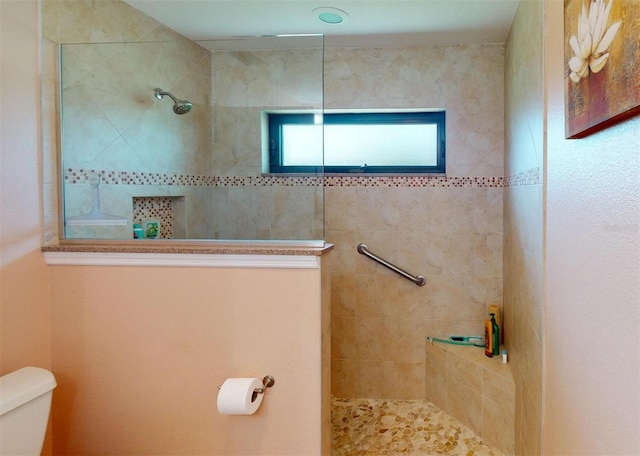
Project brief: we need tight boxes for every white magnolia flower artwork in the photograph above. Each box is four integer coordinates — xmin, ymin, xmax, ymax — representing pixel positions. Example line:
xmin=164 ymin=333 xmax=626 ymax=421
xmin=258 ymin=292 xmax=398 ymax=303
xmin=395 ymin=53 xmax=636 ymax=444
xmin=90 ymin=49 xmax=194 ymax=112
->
xmin=568 ymin=0 xmax=622 ymax=83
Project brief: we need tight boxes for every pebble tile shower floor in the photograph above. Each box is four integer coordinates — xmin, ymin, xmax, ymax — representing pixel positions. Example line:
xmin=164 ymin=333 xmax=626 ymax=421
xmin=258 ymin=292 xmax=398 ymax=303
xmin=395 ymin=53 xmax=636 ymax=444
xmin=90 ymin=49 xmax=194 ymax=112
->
xmin=332 ymin=398 xmax=504 ymax=456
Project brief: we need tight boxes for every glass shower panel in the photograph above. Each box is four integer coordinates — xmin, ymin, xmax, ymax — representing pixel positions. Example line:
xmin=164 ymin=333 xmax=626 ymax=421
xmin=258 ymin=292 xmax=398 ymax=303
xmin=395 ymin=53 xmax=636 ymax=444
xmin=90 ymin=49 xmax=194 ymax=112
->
xmin=59 ymin=35 xmax=324 ymax=242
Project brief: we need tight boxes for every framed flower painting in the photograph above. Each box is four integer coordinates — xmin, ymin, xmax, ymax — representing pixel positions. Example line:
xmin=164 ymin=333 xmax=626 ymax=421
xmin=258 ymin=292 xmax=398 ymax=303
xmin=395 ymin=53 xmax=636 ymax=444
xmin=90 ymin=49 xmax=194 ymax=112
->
xmin=565 ymin=0 xmax=640 ymax=138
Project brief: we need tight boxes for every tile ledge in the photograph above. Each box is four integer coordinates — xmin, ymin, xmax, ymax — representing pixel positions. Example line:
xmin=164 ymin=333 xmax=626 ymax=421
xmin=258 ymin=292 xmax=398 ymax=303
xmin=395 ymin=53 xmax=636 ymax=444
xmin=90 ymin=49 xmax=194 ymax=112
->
xmin=427 ymin=340 xmax=513 ymax=381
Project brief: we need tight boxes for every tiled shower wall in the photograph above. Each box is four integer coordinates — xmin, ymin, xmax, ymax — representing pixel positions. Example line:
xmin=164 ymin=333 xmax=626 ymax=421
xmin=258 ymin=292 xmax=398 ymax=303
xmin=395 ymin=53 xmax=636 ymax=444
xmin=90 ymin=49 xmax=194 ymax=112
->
xmin=209 ymin=46 xmax=325 ymax=240
xmin=325 ymin=44 xmax=505 ymax=399
xmin=42 ymin=0 xmax=213 ymax=241
xmin=504 ymin=1 xmax=544 ymax=454
xmin=41 ymin=0 xmax=325 ymax=242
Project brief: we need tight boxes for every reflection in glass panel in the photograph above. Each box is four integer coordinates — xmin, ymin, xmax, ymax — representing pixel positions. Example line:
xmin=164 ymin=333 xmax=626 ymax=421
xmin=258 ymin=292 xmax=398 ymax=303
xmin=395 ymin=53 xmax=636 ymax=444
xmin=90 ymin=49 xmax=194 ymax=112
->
xmin=60 ymin=35 xmax=324 ymax=242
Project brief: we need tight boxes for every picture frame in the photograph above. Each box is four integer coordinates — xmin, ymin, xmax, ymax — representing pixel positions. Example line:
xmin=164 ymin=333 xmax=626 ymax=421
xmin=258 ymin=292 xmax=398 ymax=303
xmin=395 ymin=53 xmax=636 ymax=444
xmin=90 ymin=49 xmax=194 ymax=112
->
xmin=141 ymin=219 xmax=161 ymax=239
xmin=564 ymin=0 xmax=640 ymax=138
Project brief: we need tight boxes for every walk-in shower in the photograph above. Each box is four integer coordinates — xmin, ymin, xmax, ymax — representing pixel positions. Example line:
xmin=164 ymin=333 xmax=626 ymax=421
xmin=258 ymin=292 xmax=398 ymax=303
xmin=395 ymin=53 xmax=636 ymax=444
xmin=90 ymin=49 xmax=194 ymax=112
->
xmin=153 ymin=88 xmax=193 ymax=115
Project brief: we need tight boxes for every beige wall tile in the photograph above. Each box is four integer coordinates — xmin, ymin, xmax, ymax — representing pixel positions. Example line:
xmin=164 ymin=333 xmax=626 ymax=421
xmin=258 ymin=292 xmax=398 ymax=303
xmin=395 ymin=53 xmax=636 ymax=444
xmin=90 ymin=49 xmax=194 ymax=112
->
xmin=483 ymin=396 xmax=515 ymax=455
xmin=356 ymin=317 xmax=399 ymax=362
xmin=447 ymin=377 xmax=483 ymax=434
xmin=396 ymin=279 xmax=440 ymax=322
xmin=326 ymin=230 xmax=358 ymax=273
xmin=355 ymin=273 xmax=400 ymax=317
xmin=446 ymin=352 xmax=483 ymax=393
xmin=332 ymin=316 xmax=356 ymax=360
xmin=356 ymin=360 xmax=398 ymax=399
xmin=504 ymin=0 xmax=544 ymax=453
xmin=397 ymin=319 xmax=439 ymax=364
xmin=397 ymin=362 xmax=425 ymax=400
xmin=425 ymin=343 xmax=447 ymax=409
xmin=483 ymin=369 xmax=516 ymax=406
xmin=331 ymin=273 xmax=356 ymax=317
xmin=55 ymin=0 xmax=159 ymax=43
xmin=332 ymin=359 xmax=357 ymax=398
xmin=520 ymin=383 xmax=542 ymax=456
xmin=325 ymin=187 xmax=359 ymax=230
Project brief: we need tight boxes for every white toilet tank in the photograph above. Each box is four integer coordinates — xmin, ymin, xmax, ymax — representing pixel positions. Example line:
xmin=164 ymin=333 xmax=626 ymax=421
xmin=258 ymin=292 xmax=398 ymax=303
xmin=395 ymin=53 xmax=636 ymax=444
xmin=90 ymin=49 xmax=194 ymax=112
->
xmin=0 ymin=367 xmax=57 ymax=456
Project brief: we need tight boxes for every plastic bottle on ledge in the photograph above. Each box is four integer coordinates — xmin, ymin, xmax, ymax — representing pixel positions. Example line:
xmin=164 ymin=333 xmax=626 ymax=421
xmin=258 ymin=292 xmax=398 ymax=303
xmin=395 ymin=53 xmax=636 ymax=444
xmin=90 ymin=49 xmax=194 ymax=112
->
xmin=484 ymin=315 xmax=494 ymax=358
xmin=491 ymin=313 xmax=500 ymax=356
xmin=133 ymin=223 xmax=144 ymax=239
xmin=488 ymin=304 xmax=502 ymax=343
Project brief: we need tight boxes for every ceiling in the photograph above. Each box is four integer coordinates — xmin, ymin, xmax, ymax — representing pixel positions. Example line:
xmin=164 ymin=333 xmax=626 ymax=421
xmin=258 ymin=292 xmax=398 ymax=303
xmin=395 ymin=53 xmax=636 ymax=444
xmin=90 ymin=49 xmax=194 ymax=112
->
xmin=123 ymin=0 xmax=520 ymax=48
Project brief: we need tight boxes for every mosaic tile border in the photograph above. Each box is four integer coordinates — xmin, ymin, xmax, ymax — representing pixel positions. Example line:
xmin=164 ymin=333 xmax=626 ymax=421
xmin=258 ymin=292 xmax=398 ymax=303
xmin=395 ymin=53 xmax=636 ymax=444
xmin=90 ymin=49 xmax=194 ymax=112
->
xmin=64 ymin=169 xmax=324 ymax=187
xmin=325 ymin=175 xmax=502 ymax=187
xmin=504 ymin=166 xmax=541 ymax=187
xmin=64 ymin=169 xmax=504 ymax=188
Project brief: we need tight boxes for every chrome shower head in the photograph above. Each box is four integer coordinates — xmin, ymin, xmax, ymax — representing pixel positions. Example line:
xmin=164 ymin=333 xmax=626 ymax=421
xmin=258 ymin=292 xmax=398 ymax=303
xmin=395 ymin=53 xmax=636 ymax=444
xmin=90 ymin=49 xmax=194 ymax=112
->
xmin=154 ymin=88 xmax=193 ymax=115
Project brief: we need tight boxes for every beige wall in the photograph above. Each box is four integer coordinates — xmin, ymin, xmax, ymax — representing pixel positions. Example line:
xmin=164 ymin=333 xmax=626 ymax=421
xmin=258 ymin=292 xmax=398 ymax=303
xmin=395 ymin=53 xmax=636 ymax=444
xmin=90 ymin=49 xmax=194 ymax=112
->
xmin=544 ymin=0 xmax=640 ymax=454
xmin=49 ymin=263 xmax=328 ymax=455
xmin=0 ymin=1 xmax=53 ymax=453
xmin=326 ymin=44 xmax=504 ymax=399
xmin=0 ymin=0 xmax=52 ymax=375
xmin=504 ymin=1 xmax=544 ymax=454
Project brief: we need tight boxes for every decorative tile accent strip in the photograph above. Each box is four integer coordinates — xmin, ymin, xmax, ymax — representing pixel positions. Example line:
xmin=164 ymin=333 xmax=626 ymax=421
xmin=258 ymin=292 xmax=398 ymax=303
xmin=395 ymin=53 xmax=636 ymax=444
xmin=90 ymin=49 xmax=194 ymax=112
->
xmin=64 ymin=169 xmax=219 ymax=186
xmin=504 ymin=167 xmax=541 ymax=187
xmin=64 ymin=169 xmax=504 ymax=188
xmin=324 ymin=175 xmax=503 ymax=187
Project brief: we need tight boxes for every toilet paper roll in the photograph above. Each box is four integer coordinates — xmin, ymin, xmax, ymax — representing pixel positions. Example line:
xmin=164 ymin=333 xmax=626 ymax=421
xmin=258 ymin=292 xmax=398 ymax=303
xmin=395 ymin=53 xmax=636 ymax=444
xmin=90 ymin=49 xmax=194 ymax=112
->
xmin=216 ymin=377 xmax=264 ymax=415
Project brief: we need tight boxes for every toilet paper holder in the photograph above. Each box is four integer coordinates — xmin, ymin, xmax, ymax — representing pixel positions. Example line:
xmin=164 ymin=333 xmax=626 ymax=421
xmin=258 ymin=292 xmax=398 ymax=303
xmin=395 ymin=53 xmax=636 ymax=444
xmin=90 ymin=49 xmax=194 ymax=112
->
xmin=217 ymin=375 xmax=275 ymax=399
xmin=254 ymin=375 xmax=275 ymax=394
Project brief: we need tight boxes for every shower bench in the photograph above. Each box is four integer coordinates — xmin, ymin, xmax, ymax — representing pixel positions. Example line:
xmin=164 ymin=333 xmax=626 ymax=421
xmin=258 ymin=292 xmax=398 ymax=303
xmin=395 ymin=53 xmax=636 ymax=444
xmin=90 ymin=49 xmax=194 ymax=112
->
xmin=425 ymin=339 xmax=515 ymax=454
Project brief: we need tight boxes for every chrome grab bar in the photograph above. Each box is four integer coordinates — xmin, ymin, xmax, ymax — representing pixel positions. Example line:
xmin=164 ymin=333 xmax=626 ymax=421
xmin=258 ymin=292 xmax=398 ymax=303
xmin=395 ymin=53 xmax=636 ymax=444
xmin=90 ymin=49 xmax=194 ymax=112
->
xmin=357 ymin=243 xmax=426 ymax=287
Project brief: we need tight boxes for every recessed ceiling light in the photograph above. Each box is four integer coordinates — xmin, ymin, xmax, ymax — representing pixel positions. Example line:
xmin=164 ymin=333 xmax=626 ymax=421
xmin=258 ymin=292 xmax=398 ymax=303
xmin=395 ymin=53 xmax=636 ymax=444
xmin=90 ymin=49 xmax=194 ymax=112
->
xmin=313 ymin=7 xmax=349 ymax=25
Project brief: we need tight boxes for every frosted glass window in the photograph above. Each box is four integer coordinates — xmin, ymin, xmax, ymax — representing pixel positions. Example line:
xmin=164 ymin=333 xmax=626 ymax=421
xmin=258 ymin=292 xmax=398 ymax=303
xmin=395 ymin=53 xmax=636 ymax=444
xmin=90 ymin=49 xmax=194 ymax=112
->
xmin=282 ymin=125 xmax=323 ymax=165
xmin=268 ymin=111 xmax=445 ymax=174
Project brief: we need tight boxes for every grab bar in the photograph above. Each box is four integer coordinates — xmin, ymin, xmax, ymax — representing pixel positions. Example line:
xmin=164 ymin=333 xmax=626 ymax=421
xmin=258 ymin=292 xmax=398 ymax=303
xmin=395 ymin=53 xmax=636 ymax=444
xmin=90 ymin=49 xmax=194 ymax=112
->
xmin=357 ymin=243 xmax=426 ymax=287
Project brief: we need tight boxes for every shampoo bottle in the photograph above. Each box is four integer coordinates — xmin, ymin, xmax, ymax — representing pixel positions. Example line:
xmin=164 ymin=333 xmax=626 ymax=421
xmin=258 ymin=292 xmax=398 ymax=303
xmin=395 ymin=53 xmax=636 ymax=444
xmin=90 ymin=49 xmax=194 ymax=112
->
xmin=491 ymin=313 xmax=500 ymax=356
xmin=488 ymin=304 xmax=502 ymax=343
xmin=484 ymin=316 xmax=494 ymax=357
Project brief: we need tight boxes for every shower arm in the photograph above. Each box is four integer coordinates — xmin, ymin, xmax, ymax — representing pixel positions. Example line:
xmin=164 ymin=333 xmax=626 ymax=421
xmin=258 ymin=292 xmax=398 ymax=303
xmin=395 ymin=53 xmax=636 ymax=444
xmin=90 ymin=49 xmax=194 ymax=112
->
xmin=154 ymin=89 xmax=178 ymax=102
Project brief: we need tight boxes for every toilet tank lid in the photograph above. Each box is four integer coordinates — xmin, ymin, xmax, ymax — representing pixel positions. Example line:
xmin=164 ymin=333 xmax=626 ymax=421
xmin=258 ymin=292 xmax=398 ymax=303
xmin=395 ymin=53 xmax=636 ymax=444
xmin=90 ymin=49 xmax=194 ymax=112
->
xmin=0 ymin=367 xmax=57 ymax=416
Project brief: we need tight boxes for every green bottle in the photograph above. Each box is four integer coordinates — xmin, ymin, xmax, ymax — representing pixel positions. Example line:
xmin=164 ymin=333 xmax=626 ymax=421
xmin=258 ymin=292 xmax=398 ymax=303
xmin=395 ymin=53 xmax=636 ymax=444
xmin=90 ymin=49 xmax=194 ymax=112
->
xmin=490 ymin=313 xmax=500 ymax=356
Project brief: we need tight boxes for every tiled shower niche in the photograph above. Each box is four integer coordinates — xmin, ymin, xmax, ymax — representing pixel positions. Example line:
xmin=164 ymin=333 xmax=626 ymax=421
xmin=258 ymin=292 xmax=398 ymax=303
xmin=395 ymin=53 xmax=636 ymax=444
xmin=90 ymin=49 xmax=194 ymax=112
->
xmin=132 ymin=196 xmax=185 ymax=239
